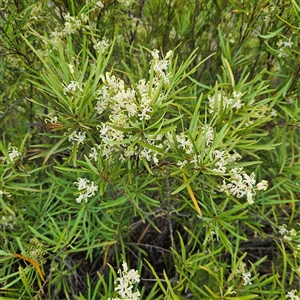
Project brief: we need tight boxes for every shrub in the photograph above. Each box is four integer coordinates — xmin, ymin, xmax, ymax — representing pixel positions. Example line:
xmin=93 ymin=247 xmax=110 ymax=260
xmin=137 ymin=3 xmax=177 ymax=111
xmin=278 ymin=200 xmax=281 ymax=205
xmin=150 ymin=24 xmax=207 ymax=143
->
xmin=1 ymin=1 xmax=299 ymax=299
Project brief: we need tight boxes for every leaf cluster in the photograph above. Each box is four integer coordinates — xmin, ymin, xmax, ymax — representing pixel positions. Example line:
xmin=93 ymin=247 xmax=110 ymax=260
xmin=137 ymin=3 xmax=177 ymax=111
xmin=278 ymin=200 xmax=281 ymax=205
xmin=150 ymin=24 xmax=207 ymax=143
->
xmin=0 ymin=0 xmax=299 ymax=299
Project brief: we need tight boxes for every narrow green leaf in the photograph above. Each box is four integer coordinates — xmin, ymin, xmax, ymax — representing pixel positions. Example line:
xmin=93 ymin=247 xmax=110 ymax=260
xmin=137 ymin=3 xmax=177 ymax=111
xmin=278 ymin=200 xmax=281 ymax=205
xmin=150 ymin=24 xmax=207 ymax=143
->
xmin=28 ymin=225 xmax=58 ymax=246
xmin=259 ymin=27 xmax=284 ymax=39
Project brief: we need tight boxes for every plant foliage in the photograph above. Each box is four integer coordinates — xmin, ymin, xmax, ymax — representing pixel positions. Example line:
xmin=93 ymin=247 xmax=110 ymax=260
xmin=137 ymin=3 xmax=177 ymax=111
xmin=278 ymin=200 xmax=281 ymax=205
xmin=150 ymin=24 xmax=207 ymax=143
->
xmin=0 ymin=0 xmax=299 ymax=299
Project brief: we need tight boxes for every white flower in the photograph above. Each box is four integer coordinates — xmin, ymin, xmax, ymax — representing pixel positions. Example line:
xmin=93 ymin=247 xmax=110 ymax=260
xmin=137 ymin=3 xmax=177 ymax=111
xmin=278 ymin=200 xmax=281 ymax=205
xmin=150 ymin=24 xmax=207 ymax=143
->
xmin=202 ymin=125 xmax=214 ymax=146
xmin=67 ymin=63 xmax=75 ymax=74
xmin=213 ymin=150 xmax=225 ymax=160
xmin=89 ymin=147 xmax=98 ymax=161
xmin=69 ymin=130 xmax=86 ymax=145
xmin=213 ymin=160 xmax=227 ymax=174
xmin=232 ymin=91 xmax=242 ymax=99
xmin=256 ymin=180 xmax=268 ymax=191
xmin=246 ymin=191 xmax=254 ymax=205
xmin=85 ymin=181 xmax=98 ymax=198
xmin=109 ymin=262 xmax=140 ymax=300
xmin=136 ymin=78 xmax=148 ymax=95
xmin=278 ymin=50 xmax=287 ymax=58
xmin=75 ymin=193 xmax=86 ymax=204
xmin=286 ymin=290 xmax=300 ymax=300
xmin=279 ymin=224 xmax=288 ymax=236
xmin=140 ymin=148 xmax=151 ymax=161
xmin=95 ymin=99 xmax=108 ymax=114
xmin=138 ymin=105 xmax=152 ymax=120
xmin=122 ymin=146 xmax=134 ymax=158
xmin=278 ymin=225 xmax=297 ymax=242
xmin=151 ymin=49 xmax=159 ymax=60
xmin=62 ymin=13 xmax=82 ymax=34
xmin=216 ymin=155 xmax=268 ymax=205
xmin=0 ymin=214 xmax=16 ymax=230
xmin=45 ymin=115 xmax=59 ymax=124
xmin=176 ymin=133 xmax=193 ymax=154
xmin=242 ymin=271 xmax=252 ymax=286
xmin=277 ymin=39 xmax=283 ymax=48
xmin=93 ymin=37 xmax=109 ymax=53
xmin=208 ymin=90 xmax=244 ymax=113
xmin=169 ymin=28 xmax=176 ymax=39
xmin=99 ymin=123 xmax=111 ymax=139
xmin=74 ymin=178 xmax=98 ymax=203
xmin=271 ymin=109 xmax=277 ymax=117
xmin=95 ymin=1 xmax=104 ymax=8
xmin=74 ymin=177 xmax=89 ymax=190
xmin=149 ymin=49 xmax=171 ymax=84
xmin=232 ymin=91 xmax=243 ymax=109
xmin=229 ymin=151 xmax=242 ymax=163
xmin=63 ymin=81 xmax=84 ymax=94
xmin=126 ymin=102 xmax=138 ymax=117
xmin=277 ymin=37 xmax=293 ymax=58
xmin=236 ymin=261 xmax=252 ymax=286
xmin=177 ymin=160 xmax=187 ymax=169
xmin=6 ymin=146 xmax=22 ymax=163
xmin=243 ymin=172 xmax=256 ymax=188
xmin=219 ymin=180 xmax=231 ymax=195
xmin=283 ymin=40 xmax=293 ymax=48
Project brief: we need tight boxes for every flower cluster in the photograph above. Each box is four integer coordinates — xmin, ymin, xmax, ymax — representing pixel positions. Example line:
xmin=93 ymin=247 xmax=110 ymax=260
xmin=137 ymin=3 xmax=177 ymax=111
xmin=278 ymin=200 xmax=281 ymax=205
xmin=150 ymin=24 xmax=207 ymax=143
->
xmin=0 ymin=190 xmax=16 ymax=230
xmin=49 ymin=12 xmax=89 ymax=46
xmin=68 ymin=130 xmax=86 ymax=146
xmin=236 ymin=262 xmax=252 ymax=286
xmin=62 ymin=12 xmax=87 ymax=35
xmin=28 ymin=238 xmax=47 ymax=259
xmin=212 ymin=150 xmax=241 ymax=174
xmin=3 ymin=146 xmax=22 ymax=163
xmin=63 ymin=81 xmax=84 ymax=95
xmin=151 ymin=49 xmax=172 ymax=84
xmin=176 ymin=132 xmax=193 ymax=155
xmin=277 ymin=37 xmax=293 ymax=58
xmin=45 ymin=114 xmax=59 ymax=124
xmin=202 ymin=125 xmax=214 ymax=147
xmin=278 ymin=224 xmax=297 ymax=242
xmin=214 ymin=150 xmax=268 ymax=204
xmin=165 ymin=128 xmax=267 ymax=205
xmin=96 ymin=79 xmax=269 ymax=202
xmin=88 ymin=146 xmax=100 ymax=162
xmin=219 ymin=167 xmax=268 ymax=204
xmin=286 ymin=290 xmax=300 ymax=300
xmin=74 ymin=178 xmax=98 ymax=203
xmin=93 ymin=37 xmax=109 ymax=53
xmin=208 ymin=90 xmax=243 ymax=113
xmin=108 ymin=262 xmax=140 ymax=300
xmin=270 ymin=108 xmax=277 ymax=117
xmin=93 ymin=50 xmax=172 ymax=164
xmin=167 ymin=126 xmax=214 ymax=169
xmin=262 ymin=4 xmax=275 ymax=23
xmin=0 ymin=214 xmax=16 ymax=230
